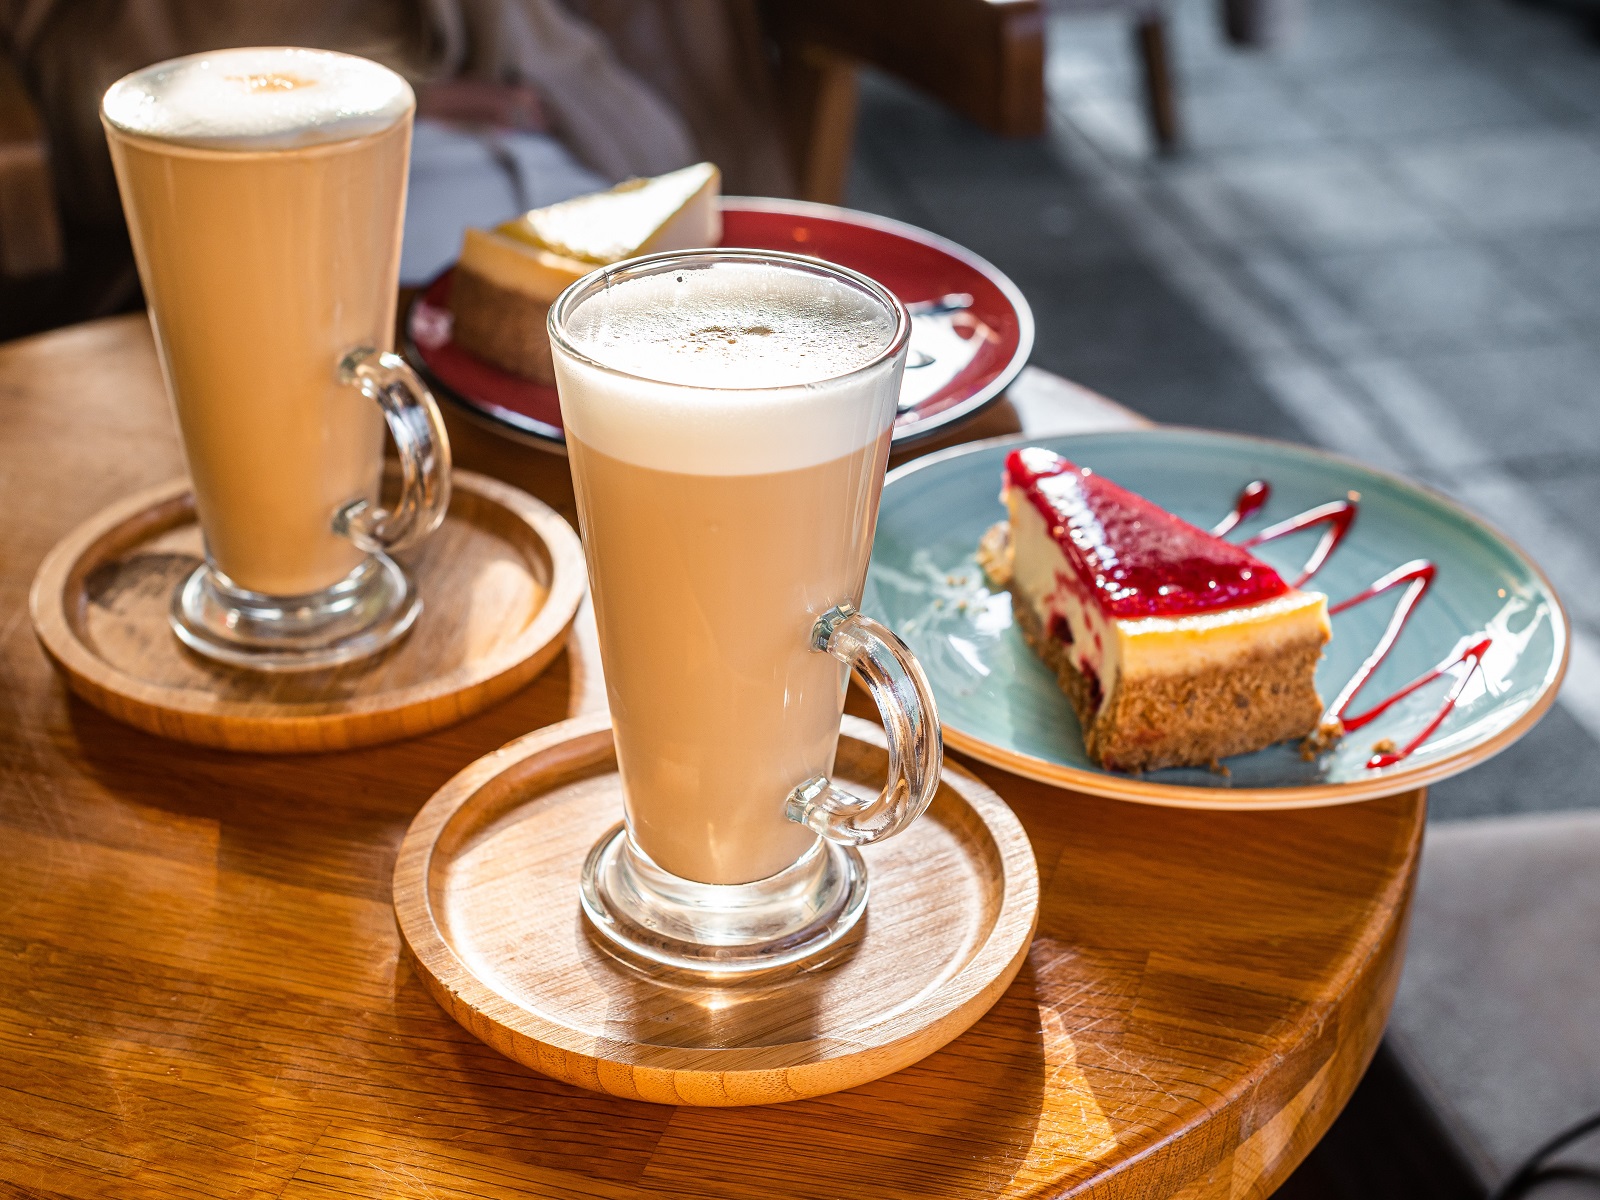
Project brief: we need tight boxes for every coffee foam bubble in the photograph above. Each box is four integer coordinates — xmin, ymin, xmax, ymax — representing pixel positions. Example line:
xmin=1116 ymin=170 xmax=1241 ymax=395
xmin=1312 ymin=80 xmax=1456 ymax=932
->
xmin=102 ymin=48 xmax=412 ymax=151
xmin=553 ymin=261 xmax=905 ymax=475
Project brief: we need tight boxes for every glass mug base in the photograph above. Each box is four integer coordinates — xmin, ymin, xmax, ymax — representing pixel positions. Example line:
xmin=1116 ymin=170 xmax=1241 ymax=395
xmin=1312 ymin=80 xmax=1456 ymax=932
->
xmin=579 ymin=825 xmax=869 ymax=977
xmin=170 ymin=555 xmax=420 ymax=672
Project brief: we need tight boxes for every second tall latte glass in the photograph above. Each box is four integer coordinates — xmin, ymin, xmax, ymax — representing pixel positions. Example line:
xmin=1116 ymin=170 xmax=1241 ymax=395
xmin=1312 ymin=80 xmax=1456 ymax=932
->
xmin=551 ymin=250 xmax=942 ymax=974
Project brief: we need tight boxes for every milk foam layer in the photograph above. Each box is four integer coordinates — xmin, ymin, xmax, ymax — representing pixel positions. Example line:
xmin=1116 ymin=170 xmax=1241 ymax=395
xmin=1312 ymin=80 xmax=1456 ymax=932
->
xmin=102 ymin=48 xmax=412 ymax=151
xmin=552 ymin=260 xmax=906 ymax=474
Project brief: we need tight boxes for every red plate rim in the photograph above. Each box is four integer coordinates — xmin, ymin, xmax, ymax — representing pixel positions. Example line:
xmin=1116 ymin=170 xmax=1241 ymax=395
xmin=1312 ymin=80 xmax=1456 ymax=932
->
xmin=405 ymin=196 xmax=1035 ymax=454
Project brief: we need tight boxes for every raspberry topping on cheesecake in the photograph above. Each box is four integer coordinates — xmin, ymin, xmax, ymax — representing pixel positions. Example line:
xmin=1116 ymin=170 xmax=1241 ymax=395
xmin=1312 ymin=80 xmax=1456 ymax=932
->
xmin=1003 ymin=447 xmax=1290 ymax=619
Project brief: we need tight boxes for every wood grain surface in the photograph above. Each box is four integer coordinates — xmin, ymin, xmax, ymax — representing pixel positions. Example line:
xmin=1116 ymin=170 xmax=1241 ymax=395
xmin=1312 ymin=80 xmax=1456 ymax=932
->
xmin=0 ymin=314 xmax=1424 ymax=1199
xmin=394 ymin=713 xmax=1039 ymax=1106
xmin=29 ymin=470 xmax=585 ymax=752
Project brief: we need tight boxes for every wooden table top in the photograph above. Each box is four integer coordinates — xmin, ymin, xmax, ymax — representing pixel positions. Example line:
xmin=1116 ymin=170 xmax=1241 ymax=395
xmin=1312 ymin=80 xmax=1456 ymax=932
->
xmin=0 ymin=314 xmax=1423 ymax=1200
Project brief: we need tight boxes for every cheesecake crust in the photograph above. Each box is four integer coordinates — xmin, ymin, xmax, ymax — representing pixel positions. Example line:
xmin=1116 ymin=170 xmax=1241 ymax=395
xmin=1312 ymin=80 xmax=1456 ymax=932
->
xmin=448 ymin=266 xmax=556 ymax=385
xmin=1010 ymin=592 xmax=1325 ymax=771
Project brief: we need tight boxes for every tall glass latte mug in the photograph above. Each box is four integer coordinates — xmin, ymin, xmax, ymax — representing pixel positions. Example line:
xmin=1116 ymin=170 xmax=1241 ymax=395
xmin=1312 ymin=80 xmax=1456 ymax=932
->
xmin=550 ymin=250 xmax=943 ymax=974
xmin=101 ymin=48 xmax=450 ymax=670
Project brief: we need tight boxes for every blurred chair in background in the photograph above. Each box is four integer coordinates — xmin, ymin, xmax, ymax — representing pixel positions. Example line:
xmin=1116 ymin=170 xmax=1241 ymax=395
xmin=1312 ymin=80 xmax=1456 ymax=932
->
xmin=1043 ymin=0 xmax=1305 ymax=154
xmin=1050 ymin=0 xmax=1182 ymax=151
xmin=763 ymin=0 xmax=1048 ymax=181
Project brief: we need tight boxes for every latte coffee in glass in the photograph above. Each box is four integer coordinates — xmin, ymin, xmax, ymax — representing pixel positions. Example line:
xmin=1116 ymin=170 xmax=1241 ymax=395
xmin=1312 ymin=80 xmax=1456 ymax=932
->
xmin=103 ymin=48 xmax=450 ymax=670
xmin=550 ymin=251 xmax=943 ymax=975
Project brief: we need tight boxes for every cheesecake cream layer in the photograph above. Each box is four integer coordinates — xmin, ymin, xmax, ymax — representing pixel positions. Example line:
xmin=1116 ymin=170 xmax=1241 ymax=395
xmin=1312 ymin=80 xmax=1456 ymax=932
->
xmin=1006 ymin=487 xmax=1331 ymax=703
xmin=457 ymin=227 xmax=589 ymax=304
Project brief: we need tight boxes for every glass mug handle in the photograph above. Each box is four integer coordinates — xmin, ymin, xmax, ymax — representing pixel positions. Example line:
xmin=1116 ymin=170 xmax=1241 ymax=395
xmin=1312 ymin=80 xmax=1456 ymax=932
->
xmin=786 ymin=604 xmax=943 ymax=846
xmin=332 ymin=347 xmax=452 ymax=553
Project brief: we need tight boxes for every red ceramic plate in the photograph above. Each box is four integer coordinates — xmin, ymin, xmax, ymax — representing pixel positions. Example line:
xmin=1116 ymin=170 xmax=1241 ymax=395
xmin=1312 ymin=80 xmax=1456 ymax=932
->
xmin=405 ymin=197 xmax=1034 ymax=453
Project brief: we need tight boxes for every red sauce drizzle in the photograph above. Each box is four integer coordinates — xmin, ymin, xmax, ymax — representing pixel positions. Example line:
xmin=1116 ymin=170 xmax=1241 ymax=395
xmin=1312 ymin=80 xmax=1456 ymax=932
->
xmin=1359 ymin=641 xmax=1492 ymax=768
xmin=1315 ymin=561 xmax=1493 ymax=769
xmin=1222 ymin=488 xmax=1492 ymax=769
xmin=1210 ymin=479 xmax=1270 ymax=538
xmin=1243 ymin=500 xmax=1358 ymax=588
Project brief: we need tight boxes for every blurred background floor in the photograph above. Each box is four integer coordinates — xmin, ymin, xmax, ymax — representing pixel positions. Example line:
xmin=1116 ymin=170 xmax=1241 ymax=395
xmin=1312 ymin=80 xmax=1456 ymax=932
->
xmin=848 ymin=0 xmax=1600 ymax=826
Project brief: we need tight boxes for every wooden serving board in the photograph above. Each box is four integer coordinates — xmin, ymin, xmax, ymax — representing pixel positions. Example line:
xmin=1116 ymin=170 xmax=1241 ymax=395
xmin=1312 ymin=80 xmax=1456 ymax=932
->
xmin=394 ymin=712 xmax=1040 ymax=1107
xmin=28 ymin=469 xmax=585 ymax=752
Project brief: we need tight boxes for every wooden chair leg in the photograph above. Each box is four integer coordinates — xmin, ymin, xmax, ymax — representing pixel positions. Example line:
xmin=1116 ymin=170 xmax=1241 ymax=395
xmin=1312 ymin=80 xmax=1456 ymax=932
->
xmin=779 ymin=44 xmax=862 ymax=207
xmin=1135 ymin=14 xmax=1181 ymax=153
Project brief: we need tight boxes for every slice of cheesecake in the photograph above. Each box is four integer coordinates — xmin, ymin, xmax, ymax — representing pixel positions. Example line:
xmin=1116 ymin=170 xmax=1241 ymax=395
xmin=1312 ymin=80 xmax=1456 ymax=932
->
xmin=981 ymin=447 xmax=1330 ymax=772
xmin=449 ymin=162 xmax=721 ymax=383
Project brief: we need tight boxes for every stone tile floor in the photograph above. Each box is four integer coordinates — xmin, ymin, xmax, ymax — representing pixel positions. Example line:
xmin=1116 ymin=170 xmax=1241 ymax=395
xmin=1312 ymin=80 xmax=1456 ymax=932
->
xmin=849 ymin=0 xmax=1600 ymax=821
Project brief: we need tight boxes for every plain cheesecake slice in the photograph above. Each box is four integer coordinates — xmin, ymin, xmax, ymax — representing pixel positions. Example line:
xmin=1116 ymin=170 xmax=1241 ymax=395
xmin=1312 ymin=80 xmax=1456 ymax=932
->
xmin=981 ymin=447 xmax=1331 ymax=772
xmin=450 ymin=162 xmax=722 ymax=383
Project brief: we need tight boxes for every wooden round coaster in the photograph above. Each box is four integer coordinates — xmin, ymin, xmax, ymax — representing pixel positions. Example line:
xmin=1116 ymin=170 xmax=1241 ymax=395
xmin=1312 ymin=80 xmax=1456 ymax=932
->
xmin=393 ymin=712 xmax=1039 ymax=1107
xmin=29 ymin=470 xmax=585 ymax=752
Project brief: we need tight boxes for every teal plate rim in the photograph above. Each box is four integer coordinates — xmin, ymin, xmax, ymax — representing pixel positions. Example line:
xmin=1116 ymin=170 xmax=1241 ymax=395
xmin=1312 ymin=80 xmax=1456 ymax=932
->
xmin=865 ymin=428 xmax=1571 ymax=810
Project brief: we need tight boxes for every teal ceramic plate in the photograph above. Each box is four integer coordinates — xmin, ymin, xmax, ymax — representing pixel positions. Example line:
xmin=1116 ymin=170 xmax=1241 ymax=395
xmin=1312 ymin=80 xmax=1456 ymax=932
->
xmin=863 ymin=429 xmax=1569 ymax=808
